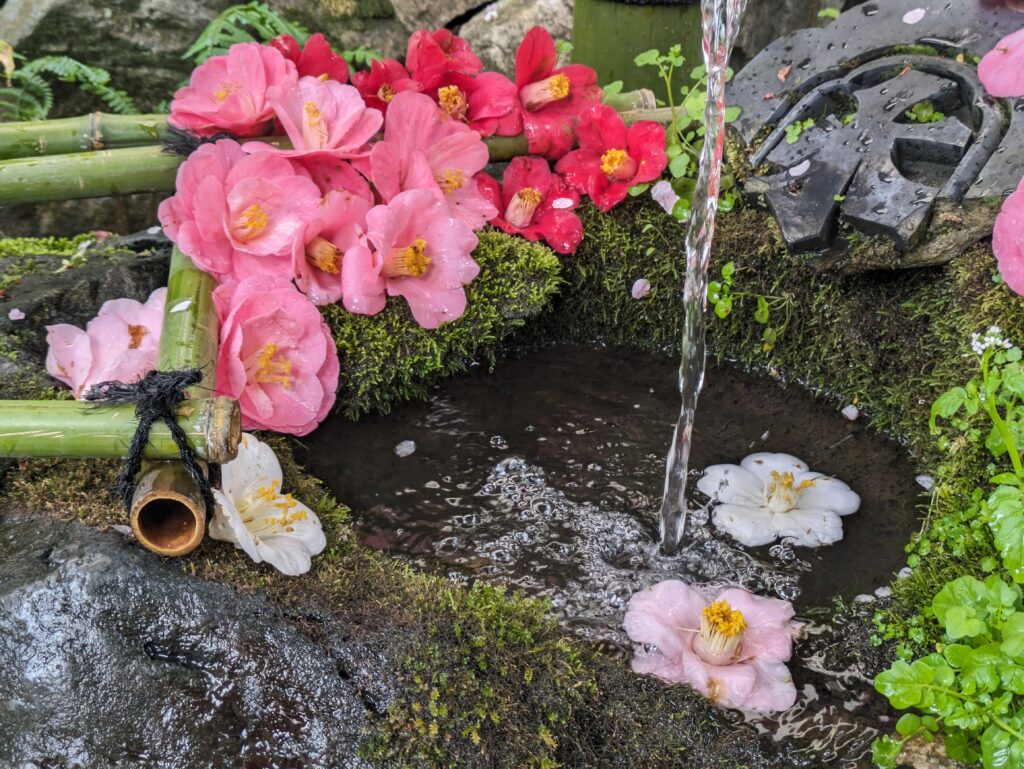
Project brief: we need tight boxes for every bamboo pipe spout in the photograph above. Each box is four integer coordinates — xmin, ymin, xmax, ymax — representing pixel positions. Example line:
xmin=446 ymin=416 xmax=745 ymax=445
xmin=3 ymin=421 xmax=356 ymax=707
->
xmin=130 ymin=462 xmax=206 ymax=556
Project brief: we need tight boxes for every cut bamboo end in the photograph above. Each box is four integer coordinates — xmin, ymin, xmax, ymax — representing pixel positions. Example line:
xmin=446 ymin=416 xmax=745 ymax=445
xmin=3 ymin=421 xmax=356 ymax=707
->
xmin=204 ymin=396 xmax=241 ymax=464
xmin=130 ymin=462 xmax=207 ymax=556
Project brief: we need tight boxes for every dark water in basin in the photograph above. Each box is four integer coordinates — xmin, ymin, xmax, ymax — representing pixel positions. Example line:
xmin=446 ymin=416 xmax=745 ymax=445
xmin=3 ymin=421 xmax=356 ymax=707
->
xmin=304 ymin=345 xmax=919 ymax=620
xmin=300 ymin=345 xmax=923 ymax=766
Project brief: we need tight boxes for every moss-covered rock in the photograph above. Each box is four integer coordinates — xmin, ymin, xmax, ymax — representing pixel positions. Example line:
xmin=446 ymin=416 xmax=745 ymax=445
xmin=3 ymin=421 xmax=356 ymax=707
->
xmin=326 ymin=230 xmax=562 ymax=418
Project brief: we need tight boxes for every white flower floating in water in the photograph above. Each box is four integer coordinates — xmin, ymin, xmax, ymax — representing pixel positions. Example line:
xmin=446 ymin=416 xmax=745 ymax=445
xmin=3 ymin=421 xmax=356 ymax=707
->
xmin=696 ymin=452 xmax=860 ymax=547
xmin=210 ymin=433 xmax=327 ymax=575
xmin=624 ymin=580 xmax=799 ymax=713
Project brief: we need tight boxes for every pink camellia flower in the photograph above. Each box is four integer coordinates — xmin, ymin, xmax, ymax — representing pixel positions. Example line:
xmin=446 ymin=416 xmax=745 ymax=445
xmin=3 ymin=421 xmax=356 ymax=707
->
xmin=293 ymin=189 xmax=372 ymax=305
xmin=624 ymin=580 xmax=799 ymax=714
xmin=342 ymin=188 xmax=479 ymax=328
xmin=298 ymin=156 xmax=374 ymax=204
xmin=214 ymin=276 xmax=338 ymax=436
xmin=158 ymin=139 xmax=321 ymax=283
xmin=406 ymin=29 xmax=482 ymax=91
xmin=269 ymin=33 xmax=350 ymax=83
xmin=979 ymin=27 xmax=1024 ymax=98
xmin=246 ymin=76 xmax=382 ymax=161
xmin=430 ymin=72 xmax=522 ymax=137
xmin=477 ymin=156 xmax=583 ymax=255
xmin=169 ymin=42 xmax=297 ymax=137
xmin=368 ymin=91 xmax=497 ymax=229
xmin=514 ymin=27 xmax=602 ymax=160
xmin=556 ymin=104 xmax=668 ymax=212
xmin=351 ymin=58 xmax=422 ymax=115
xmin=994 ymin=176 xmax=1024 ymax=295
xmin=45 ymin=287 xmax=166 ymax=399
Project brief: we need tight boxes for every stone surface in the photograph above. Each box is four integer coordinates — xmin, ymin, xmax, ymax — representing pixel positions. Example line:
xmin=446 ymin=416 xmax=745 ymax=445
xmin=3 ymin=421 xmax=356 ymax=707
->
xmin=730 ymin=0 xmax=1024 ymax=266
xmin=0 ymin=512 xmax=370 ymax=768
xmin=459 ymin=0 xmax=574 ymax=75
xmin=734 ymin=0 xmax=842 ymax=63
xmin=0 ymin=195 xmax=164 ymax=240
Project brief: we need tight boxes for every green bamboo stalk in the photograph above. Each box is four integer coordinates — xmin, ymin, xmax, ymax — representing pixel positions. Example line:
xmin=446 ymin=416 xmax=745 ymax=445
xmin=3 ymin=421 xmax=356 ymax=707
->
xmin=0 ymin=99 xmax=679 ymax=204
xmin=0 ymin=397 xmax=236 ymax=459
xmin=0 ymin=113 xmax=170 ymax=161
xmin=159 ymin=246 xmax=220 ymax=391
xmin=0 ymin=145 xmax=180 ymax=204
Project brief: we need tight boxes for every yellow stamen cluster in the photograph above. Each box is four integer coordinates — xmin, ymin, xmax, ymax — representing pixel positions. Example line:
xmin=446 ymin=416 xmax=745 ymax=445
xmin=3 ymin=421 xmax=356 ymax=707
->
xmin=505 ymin=186 xmax=544 ymax=227
xmin=548 ymin=73 xmax=571 ymax=100
xmin=702 ymin=600 xmax=747 ymax=637
xmin=767 ymin=470 xmax=816 ymax=495
xmin=698 ymin=600 xmax=746 ymax=663
xmin=377 ymin=84 xmax=396 ymax=103
xmin=384 ymin=238 xmax=431 ymax=278
xmin=517 ymin=187 xmax=543 ymax=207
xmin=256 ymin=479 xmax=282 ymax=502
xmin=252 ymin=343 xmax=293 ymax=388
xmin=437 ymin=168 xmax=465 ymax=194
xmin=272 ymin=493 xmax=310 ymax=528
xmin=127 ymin=324 xmax=148 ymax=350
xmin=304 ymin=100 xmax=329 ymax=146
xmin=766 ymin=470 xmax=816 ymax=513
xmin=213 ymin=81 xmax=241 ymax=102
xmin=235 ymin=203 xmax=269 ymax=241
xmin=305 ymin=237 xmax=342 ymax=274
xmin=438 ymin=85 xmax=468 ymax=119
xmin=600 ymin=148 xmax=629 ymax=176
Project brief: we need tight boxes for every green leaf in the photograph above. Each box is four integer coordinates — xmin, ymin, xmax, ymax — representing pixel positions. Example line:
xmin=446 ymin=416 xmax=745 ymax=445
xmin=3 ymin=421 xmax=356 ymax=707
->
xmin=871 ymin=735 xmax=903 ymax=769
xmin=946 ymin=606 xmax=988 ymax=639
xmin=946 ymin=730 xmax=981 ymax=765
xmin=669 ymin=153 xmax=690 ymax=178
xmin=980 ymin=718 xmax=1024 ymax=769
xmin=721 ymin=261 xmax=736 ymax=280
xmin=896 ymin=713 xmax=922 ymax=737
xmin=713 ymin=296 xmax=732 ymax=319
xmin=933 ymin=576 xmax=990 ymax=635
xmin=601 ymin=80 xmax=624 ymax=100
xmin=754 ymin=296 xmax=770 ymax=324
xmin=818 ymin=6 xmax=841 ymax=18
xmin=724 ymin=105 xmax=742 ymax=123
xmin=633 ymin=49 xmax=661 ymax=67
xmin=930 ymin=386 xmax=967 ymax=431
xmin=1000 ymin=613 xmax=1024 ymax=658
xmin=628 ymin=183 xmax=650 ymax=197
xmin=993 ymin=513 xmax=1024 ymax=583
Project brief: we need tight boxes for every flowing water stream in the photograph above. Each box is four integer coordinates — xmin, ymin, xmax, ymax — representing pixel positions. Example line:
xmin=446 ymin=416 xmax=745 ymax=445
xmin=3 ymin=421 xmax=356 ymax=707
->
xmin=659 ymin=0 xmax=749 ymax=554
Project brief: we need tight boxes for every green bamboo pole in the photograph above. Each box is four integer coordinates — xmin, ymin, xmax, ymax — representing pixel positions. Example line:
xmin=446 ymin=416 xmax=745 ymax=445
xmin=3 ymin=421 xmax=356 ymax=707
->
xmin=0 ymin=113 xmax=170 ymax=161
xmin=0 ymin=397 xmax=236 ymax=459
xmin=129 ymin=244 xmax=233 ymax=556
xmin=0 ymin=145 xmax=180 ymax=204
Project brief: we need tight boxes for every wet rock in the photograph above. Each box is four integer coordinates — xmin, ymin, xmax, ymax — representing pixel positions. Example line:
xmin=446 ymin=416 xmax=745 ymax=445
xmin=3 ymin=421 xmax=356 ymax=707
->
xmin=0 ymin=512 xmax=369 ymax=768
xmin=730 ymin=0 xmax=1024 ymax=268
xmin=898 ymin=738 xmax=963 ymax=769
xmin=459 ymin=0 xmax=574 ymax=74
xmin=0 ymin=195 xmax=163 ymax=240
xmin=735 ymin=0 xmax=842 ymax=62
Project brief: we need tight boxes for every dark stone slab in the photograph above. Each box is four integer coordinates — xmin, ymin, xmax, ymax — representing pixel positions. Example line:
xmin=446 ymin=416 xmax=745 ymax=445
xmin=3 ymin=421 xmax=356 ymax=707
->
xmin=0 ymin=513 xmax=371 ymax=768
xmin=730 ymin=0 xmax=1024 ymax=264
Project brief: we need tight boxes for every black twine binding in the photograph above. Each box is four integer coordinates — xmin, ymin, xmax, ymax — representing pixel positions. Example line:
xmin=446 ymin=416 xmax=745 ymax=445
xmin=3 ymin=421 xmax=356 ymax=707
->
xmin=162 ymin=126 xmax=237 ymax=158
xmin=84 ymin=369 xmax=215 ymax=514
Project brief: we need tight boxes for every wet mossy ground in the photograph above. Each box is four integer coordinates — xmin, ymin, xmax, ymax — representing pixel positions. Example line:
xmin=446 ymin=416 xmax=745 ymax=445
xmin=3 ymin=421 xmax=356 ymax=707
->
xmin=1 ymin=201 xmax=1018 ymax=766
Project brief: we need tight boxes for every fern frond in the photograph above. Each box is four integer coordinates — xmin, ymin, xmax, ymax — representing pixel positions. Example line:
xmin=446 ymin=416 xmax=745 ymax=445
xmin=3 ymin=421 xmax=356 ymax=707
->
xmin=184 ymin=2 xmax=311 ymax=64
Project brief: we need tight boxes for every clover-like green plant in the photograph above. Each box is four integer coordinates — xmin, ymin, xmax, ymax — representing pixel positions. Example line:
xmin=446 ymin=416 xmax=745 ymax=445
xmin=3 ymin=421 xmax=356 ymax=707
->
xmin=707 ymin=260 xmax=792 ymax=353
xmin=629 ymin=45 xmax=741 ymax=222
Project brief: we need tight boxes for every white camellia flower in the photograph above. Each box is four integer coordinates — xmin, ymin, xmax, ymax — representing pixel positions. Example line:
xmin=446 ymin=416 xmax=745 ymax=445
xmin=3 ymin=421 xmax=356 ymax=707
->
xmin=209 ymin=433 xmax=327 ymax=575
xmin=696 ymin=452 xmax=860 ymax=548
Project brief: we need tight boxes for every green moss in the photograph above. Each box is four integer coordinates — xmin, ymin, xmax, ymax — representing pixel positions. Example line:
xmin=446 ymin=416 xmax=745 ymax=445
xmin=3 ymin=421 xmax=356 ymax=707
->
xmin=0 ymin=234 xmax=93 ymax=258
xmin=325 ymin=230 xmax=561 ymax=418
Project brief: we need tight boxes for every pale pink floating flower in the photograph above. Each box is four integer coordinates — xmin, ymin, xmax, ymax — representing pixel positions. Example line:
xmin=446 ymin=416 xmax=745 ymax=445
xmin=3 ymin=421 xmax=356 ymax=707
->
xmin=210 ymin=433 xmax=326 ymax=576
xmin=994 ymin=175 xmax=1024 ymax=295
xmin=169 ymin=42 xmax=297 ymax=137
xmin=368 ymin=91 xmax=497 ymax=229
xmin=979 ymin=27 xmax=1024 ymax=98
xmin=650 ymin=180 xmax=680 ymax=216
xmin=623 ymin=580 xmax=799 ymax=713
xmin=245 ymin=75 xmax=382 ymax=161
xmin=45 ymin=287 xmax=166 ymax=399
xmin=214 ymin=276 xmax=338 ymax=436
xmin=7 ymin=308 xmax=25 ymax=321
xmin=697 ymin=452 xmax=860 ymax=548
xmin=157 ymin=139 xmax=321 ymax=283
xmin=342 ymin=188 xmax=480 ymax=328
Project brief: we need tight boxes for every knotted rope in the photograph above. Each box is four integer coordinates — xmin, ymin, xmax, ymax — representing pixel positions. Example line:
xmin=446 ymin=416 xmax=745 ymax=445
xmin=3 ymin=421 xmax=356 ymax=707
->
xmin=84 ymin=369 xmax=215 ymax=513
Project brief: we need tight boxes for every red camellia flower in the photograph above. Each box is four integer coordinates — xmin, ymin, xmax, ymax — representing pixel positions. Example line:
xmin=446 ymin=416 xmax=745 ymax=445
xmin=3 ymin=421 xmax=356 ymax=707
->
xmin=406 ymin=29 xmax=482 ymax=91
xmin=477 ymin=156 xmax=583 ymax=255
xmin=351 ymin=58 xmax=422 ymax=114
xmin=430 ymin=72 xmax=522 ymax=137
xmin=514 ymin=27 xmax=602 ymax=160
xmin=269 ymin=33 xmax=350 ymax=83
xmin=556 ymin=103 xmax=667 ymax=212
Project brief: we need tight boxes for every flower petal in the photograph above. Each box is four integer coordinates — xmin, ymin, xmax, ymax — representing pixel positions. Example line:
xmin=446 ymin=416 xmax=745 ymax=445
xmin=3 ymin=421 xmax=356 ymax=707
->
xmin=773 ymin=507 xmax=844 ymax=547
xmin=794 ymin=473 xmax=860 ymax=516
xmin=741 ymin=659 xmax=798 ymax=713
xmin=711 ymin=503 xmax=779 ymax=547
xmin=740 ymin=452 xmax=810 ymax=483
xmin=696 ymin=464 xmax=764 ymax=507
